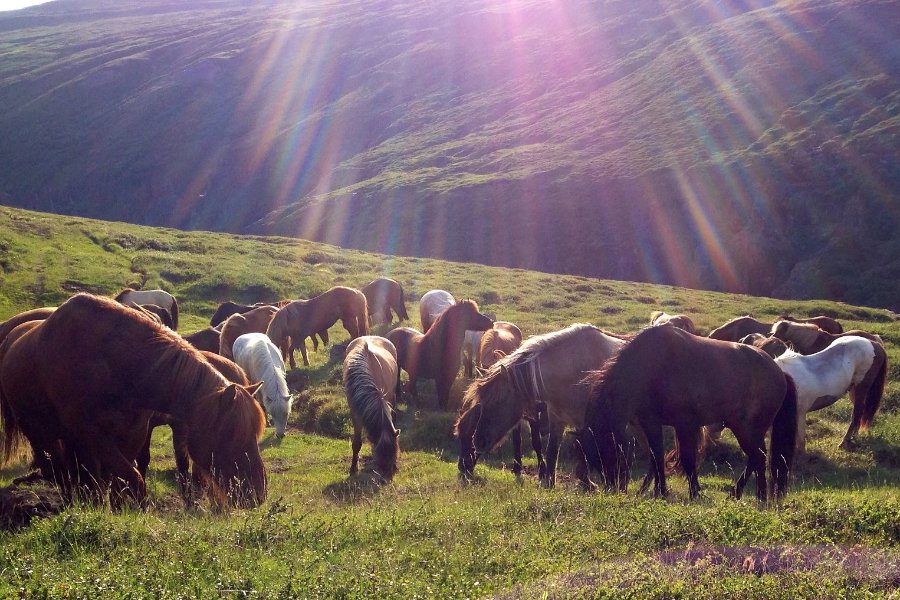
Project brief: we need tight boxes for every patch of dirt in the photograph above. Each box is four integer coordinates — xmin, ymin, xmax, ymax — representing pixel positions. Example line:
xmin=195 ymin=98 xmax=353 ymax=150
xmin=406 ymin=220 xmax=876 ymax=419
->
xmin=0 ymin=484 xmax=64 ymax=530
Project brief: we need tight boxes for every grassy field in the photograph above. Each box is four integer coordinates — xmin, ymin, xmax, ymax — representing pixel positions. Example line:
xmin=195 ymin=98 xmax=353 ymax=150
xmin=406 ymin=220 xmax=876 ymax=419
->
xmin=0 ymin=206 xmax=898 ymax=598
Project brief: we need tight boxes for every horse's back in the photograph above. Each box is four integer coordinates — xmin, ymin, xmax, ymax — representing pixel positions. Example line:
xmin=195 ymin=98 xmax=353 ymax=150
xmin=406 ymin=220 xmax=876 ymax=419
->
xmin=419 ymin=290 xmax=455 ymax=331
xmin=0 ymin=307 xmax=56 ymax=344
xmin=708 ymin=316 xmax=770 ymax=342
xmin=346 ymin=336 xmax=398 ymax=387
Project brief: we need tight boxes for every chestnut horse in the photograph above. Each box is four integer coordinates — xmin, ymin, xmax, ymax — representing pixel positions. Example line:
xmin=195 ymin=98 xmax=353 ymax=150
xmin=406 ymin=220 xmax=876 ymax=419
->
xmin=707 ymin=316 xmax=772 ymax=342
xmin=575 ymin=326 xmax=797 ymax=501
xmin=266 ymin=286 xmax=369 ymax=368
xmin=650 ymin=311 xmax=697 ymax=335
xmin=778 ymin=314 xmax=843 ymax=335
xmin=770 ymin=320 xmax=883 ymax=355
xmin=219 ymin=305 xmax=278 ymax=359
xmin=115 ymin=288 xmax=179 ymax=330
xmin=419 ymin=289 xmax=455 ymax=333
xmin=387 ymin=300 xmax=493 ymax=409
xmin=184 ymin=326 xmax=222 ymax=353
xmin=455 ymin=324 xmax=626 ymax=487
xmin=362 ymin=278 xmax=409 ymax=325
xmin=0 ymin=307 xmax=56 ymax=344
xmin=343 ymin=336 xmax=401 ymax=479
xmin=0 ymin=294 xmax=266 ymax=508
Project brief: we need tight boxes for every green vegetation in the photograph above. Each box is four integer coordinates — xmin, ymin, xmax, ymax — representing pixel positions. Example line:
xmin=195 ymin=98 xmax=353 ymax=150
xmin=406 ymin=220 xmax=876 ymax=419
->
xmin=0 ymin=206 xmax=898 ymax=597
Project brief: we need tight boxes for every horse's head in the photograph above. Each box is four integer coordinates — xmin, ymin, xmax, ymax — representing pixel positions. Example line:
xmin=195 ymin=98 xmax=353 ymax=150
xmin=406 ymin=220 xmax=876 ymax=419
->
xmin=770 ymin=320 xmax=790 ymax=339
xmin=458 ymin=300 xmax=493 ymax=332
xmin=258 ymin=383 xmax=293 ymax=439
xmin=373 ymin=426 xmax=401 ymax=480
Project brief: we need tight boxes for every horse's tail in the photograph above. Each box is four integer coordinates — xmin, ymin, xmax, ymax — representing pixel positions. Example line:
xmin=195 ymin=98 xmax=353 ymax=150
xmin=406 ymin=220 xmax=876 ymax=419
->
xmin=396 ymin=283 xmax=409 ymax=321
xmin=0 ymin=340 xmax=27 ymax=467
xmin=770 ymin=373 xmax=798 ymax=499
xmin=170 ymin=296 xmax=179 ymax=331
xmin=664 ymin=425 xmax=712 ymax=475
xmin=357 ymin=294 xmax=370 ymax=337
xmin=346 ymin=345 xmax=398 ymax=477
xmin=860 ymin=343 xmax=887 ymax=431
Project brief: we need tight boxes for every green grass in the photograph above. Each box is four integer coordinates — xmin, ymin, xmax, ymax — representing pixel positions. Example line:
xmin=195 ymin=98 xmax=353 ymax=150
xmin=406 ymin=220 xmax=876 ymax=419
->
xmin=0 ymin=206 xmax=899 ymax=598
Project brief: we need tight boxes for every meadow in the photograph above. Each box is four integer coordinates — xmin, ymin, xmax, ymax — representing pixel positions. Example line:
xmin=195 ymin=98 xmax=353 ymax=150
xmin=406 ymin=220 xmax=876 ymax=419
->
xmin=0 ymin=206 xmax=898 ymax=598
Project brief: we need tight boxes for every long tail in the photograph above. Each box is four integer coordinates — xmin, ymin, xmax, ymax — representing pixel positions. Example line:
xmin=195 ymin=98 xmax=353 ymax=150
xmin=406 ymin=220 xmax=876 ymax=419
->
xmin=860 ymin=344 xmax=887 ymax=431
xmin=170 ymin=297 xmax=179 ymax=331
xmin=358 ymin=296 xmax=370 ymax=337
xmin=396 ymin=284 xmax=409 ymax=321
xmin=770 ymin=373 xmax=798 ymax=498
xmin=0 ymin=343 xmax=26 ymax=467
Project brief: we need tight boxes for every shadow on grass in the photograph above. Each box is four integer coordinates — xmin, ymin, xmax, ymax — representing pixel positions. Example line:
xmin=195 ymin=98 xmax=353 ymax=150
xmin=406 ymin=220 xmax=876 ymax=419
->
xmin=322 ymin=465 xmax=390 ymax=504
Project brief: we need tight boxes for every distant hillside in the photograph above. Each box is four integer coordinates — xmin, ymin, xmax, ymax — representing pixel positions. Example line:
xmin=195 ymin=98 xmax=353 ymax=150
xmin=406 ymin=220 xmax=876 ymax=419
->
xmin=0 ymin=0 xmax=897 ymax=308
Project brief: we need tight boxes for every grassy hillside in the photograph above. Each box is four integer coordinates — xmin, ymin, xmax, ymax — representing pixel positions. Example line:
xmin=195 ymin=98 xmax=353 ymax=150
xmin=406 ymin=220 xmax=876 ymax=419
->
xmin=0 ymin=0 xmax=898 ymax=309
xmin=0 ymin=206 xmax=899 ymax=597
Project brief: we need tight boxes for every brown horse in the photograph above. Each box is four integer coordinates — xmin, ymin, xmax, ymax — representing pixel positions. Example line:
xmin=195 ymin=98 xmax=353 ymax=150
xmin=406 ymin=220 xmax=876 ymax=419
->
xmin=575 ymin=326 xmax=797 ymax=501
xmin=778 ymin=314 xmax=843 ymax=335
xmin=650 ymin=311 xmax=697 ymax=334
xmin=707 ymin=316 xmax=772 ymax=342
xmin=362 ymin=278 xmax=409 ymax=326
xmin=477 ymin=322 xmax=524 ymax=371
xmin=219 ymin=305 xmax=279 ymax=359
xmin=343 ymin=336 xmax=401 ymax=479
xmin=115 ymin=288 xmax=179 ymax=330
xmin=123 ymin=301 xmax=174 ymax=329
xmin=184 ymin=327 xmax=222 ymax=353
xmin=139 ymin=351 xmax=251 ymax=504
xmin=0 ymin=307 xmax=56 ymax=345
xmin=0 ymin=294 xmax=266 ymax=508
xmin=267 ymin=286 xmax=369 ymax=368
xmin=387 ymin=300 xmax=493 ymax=409
xmin=770 ymin=320 xmax=883 ymax=355
xmin=739 ymin=333 xmax=789 ymax=358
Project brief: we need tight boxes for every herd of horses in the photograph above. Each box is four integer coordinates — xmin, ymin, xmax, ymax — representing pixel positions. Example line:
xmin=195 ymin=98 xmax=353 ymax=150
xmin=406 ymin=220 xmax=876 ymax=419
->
xmin=0 ymin=277 xmax=889 ymax=512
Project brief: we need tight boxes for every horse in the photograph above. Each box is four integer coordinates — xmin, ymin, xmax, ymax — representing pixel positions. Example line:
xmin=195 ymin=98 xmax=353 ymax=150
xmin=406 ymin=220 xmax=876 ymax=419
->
xmin=650 ymin=311 xmax=697 ymax=334
xmin=0 ymin=293 xmax=266 ymax=508
xmin=707 ymin=316 xmax=772 ymax=342
xmin=115 ymin=288 xmax=179 ymax=330
xmin=778 ymin=314 xmax=843 ymax=335
xmin=769 ymin=336 xmax=886 ymax=452
xmin=387 ymin=300 xmax=493 ymax=409
xmin=232 ymin=333 xmax=295 ymax=439
xmin=0 ymin=307 xmax=56 ymax=346
xmin=184 ymin=326 xmax=222 ymax=353
xmin=123 ymin=301 xmax=174 ymax=329
xmin=419 ymin=289 xmax=455 ymax=333
xmin=210 ymin=301 xmax=256 ymax=327
xmin=770 ymin=320 xmax=883 ymax=355
xmin=455 ymin=323 xmax=626 ymax=487
xmin=266 ymin=286 xmax=369 ymax=368
xmin=343 ymin=336 xmax=401 ymax=479
xmin=219 ymin=305 xmax=279 ymax=360
xmin=362 ymin=278 xmax=409 ymax=326
xmin=138 ymin=351 xmax=250 ymax=504
xmin=477 ymin=322 xmax=524 ymax=372
xmin=462 ymin=330 xmax=484 ymax=379
xmin=575 ymin=325 xmax=797 ymax=501
xmin=739 ymin=333 xmax=789 ymax=358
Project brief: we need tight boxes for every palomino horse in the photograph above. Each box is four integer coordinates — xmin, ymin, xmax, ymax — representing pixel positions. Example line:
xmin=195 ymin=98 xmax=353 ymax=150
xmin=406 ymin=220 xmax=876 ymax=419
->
xmin=387 ymin=300 xmax=493 ymax=409
xmin=115 ymin=288 xmax=179 ymax=330
xmin=770 ymin=320 xmax=883 ymax=355
xmin=778 ymin=314 xmax=843 ymax=335
xmin=769 ymin=336 xmax=886 ymax=451
xmin=650 ymin=311 xmax=697 ymax=334
xmin=218 ymin=305 xmax=279 ymax=360
xmin=0 ymin=294 xmax=266 ymax=508
xmin=575 ymin=326 xmax=797 ymax=501
xmin=362 ymin=278 xmax=409 ymax=326
xmin=455 ymin=324 xmax=626 ymax=487
xmin=707 ymin=316 xmax=772 ymax=342
xmin=233 ymin=333 xmax=295 ymax=439
xmin=419 ymin=289 xmax=455 ymax=333
xmin=343 ymin=336 xmax=401 ymax=479
xmin=267 ymin=286 xmax=369 ymax=368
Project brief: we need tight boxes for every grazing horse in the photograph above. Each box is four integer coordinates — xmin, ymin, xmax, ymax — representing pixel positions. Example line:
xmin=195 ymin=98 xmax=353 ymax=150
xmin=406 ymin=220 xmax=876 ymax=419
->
xmin=362 ymin=278 xmax=409 ymax=325
xmin=343 ymin=336 xmax=401 ymax=479
xmin=778 ymin=314 xmax=843 ymax=335
xmin=0 ymin=307 xmax=56 ymax=345
xmin=184 ymin=326 xmax=222 ymax=353
xmin=707 ymin=316 xmax=772 ymax=342
xmin=123 ymin=301 xmax=174 ymax=329
xmin=455 ymin=324 xmax=626 ymax=487
xmin=770 ymin=337 xmax=886 ymax=451
xmin=419 ymin=290 xmax=455 ymax=333
xmin=478 ymin=322 xmax=524 ymax=372
xmin=770 ymin=320 xmax=883 ymax=355
xmin=650 ymin=311 xmax=697 ymax=334
xmin=739 ymin=333 xmax=789 ymax=358
xmin=219 ymin=305 xmax=278 ymax=360
xmin=267 ymin=287 xmax=369 ymax=368
xmin=115 ymin=288 xmax=179 ymax=330
xmin=0 ymin=293 xmax=266 ymax=508
xmin=387 ymin=300 xmax=493 ymax=409
xmin=575 ymin=326 xmax=797 ymax=501
xmin=232 ymin=333 xmax=294 ymax=439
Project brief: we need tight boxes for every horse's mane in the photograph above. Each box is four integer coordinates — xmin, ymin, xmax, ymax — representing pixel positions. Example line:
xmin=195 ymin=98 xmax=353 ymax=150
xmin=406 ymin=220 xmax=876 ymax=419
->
xmin=345 ymin=346 xmax=396 ymax=447
xmin=113 ymin=287 xmax=139 ymax=302
xmin=251 ymin=340 xmax=289 ymax=402
xmin=426 ymin=298 xmax=480 ymax=340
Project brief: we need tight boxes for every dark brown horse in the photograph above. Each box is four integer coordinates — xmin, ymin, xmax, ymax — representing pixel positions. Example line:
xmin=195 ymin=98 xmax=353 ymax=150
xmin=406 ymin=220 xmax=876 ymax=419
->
xmin=707 ymin=316 xmax=772 ymax=342
xmin=0 ymin=294 xmax=266 ymax=508
xmin=770 ymin=320 xmax=883 ymax=355
xmin=219 ymin=305 xmax=279 ymax=359
xmin=387 ymin=300 xmax=493 ymax=409
xmin=267 ymin=286 xmax=369 ymax=368
xmin=184 ymin=327 xmax=222 ymax=353
xmin=575 ymin=326 xmax=797 ymax=501
xmin=361 ymin=278 xmax=409 ymax=326
xmin=778 ymin=314 xmax=843 ymax=335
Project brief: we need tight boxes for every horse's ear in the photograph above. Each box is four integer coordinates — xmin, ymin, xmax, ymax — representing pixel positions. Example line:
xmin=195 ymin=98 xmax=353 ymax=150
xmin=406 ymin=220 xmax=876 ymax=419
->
xmin=221 ymin=384 xmax=238 ymax=402
xmin=492 ymin=349 xmax=505 ymax=360
xmin=393 ymin=428 xmax=401 ymax=438
xmin=245 ymin=382 xmax=264 ymax=396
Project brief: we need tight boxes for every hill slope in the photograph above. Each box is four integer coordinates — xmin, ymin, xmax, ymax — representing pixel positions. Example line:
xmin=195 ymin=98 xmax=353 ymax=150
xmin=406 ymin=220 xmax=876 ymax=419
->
xmin=0 ymin=0 xmax=898 ymax=307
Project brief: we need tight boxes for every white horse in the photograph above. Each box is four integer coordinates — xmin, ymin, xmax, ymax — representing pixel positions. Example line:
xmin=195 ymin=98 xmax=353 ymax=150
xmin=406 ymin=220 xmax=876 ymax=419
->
xmin=773 ymin=336 xmax=887 ymax=451
xmin=419 ymin=289 xmax=455 ymax=333
xmin=232 ymin=333 xmax=294 ymax=438
xmin=114 ymin=288 xmax=179 ymax=330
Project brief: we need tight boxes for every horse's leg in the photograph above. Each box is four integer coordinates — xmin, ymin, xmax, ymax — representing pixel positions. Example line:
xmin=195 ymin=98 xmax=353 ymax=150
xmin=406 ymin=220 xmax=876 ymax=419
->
xmin=541 ymin=421 xmax=565 ymax=489
xmin=643 ymin=421 xmax=666 ymax=497
xmin=511 ymin=423 xmax=523 ymax=476
xmin=299 ymin=338 xmax=309 ymax=367
xmin=170 ymin=420 xmax=193 ymax=504
xmin=319 ymin=329 xmax=330 ymax=346
xmin=675 ymin=426 xmax=701 ymax=499
xmin=310 ymin=333 xmax=319 ymax=353
xmin=137 ymin=427 xmax=152 ymax=478
xmin=349 ymin=422 xmax=362 ymax=476
xmin=840 ymin=385 xmax=864 ymax=450
xmin=732 ymin=427 xmax=767 ymax=502
xmin=528 ymin=418 xmax=547 ymax=480
xmin=797 ymin=409 xmax=808 ymax=454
